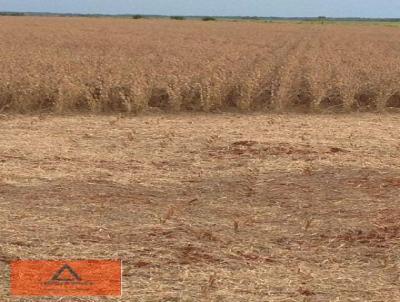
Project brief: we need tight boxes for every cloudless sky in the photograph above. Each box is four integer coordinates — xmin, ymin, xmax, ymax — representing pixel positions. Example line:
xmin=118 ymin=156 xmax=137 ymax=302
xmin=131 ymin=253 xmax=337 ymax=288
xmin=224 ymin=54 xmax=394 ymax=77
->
xmin=0 ymin=0 xmax=399 ymax=18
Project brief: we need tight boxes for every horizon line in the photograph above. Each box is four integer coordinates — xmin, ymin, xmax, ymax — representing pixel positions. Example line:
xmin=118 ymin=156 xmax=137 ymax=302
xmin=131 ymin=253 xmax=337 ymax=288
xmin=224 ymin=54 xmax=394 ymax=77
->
xmin=1 ymin=10 xmax=399 ymax=20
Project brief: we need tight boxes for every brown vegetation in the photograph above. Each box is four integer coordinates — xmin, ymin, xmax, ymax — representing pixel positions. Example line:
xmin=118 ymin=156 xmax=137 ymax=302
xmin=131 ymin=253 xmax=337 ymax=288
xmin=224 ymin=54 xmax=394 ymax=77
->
xmin=0 ymin=16 xmax=400 ymax=301
xmin=0 ymin=17 xmax=400 ymax=113
xmin=0 ymin=114 xmax=400 ymax=301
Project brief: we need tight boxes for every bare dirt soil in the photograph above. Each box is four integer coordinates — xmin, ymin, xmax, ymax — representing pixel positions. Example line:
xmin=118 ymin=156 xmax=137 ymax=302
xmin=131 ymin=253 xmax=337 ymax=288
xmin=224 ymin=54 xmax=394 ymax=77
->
xmin=0 ymin=113 xmax=399 ymax=301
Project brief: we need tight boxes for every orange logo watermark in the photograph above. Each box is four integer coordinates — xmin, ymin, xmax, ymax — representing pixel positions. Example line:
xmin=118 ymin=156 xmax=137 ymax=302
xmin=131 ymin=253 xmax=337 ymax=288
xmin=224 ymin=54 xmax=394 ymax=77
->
xmin=11 ymin=260 xmax=121 ymax=296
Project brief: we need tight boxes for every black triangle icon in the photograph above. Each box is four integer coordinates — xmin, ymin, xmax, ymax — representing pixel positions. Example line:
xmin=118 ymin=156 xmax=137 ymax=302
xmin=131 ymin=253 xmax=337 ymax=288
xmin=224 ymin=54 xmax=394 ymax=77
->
xmin=50 ymin=264 xmax=82 ymax=282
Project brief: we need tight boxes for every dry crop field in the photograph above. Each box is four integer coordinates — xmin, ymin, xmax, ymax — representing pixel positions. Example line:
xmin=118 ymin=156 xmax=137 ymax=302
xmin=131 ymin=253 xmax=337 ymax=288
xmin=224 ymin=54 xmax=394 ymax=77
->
xmin=0 ymin=17 xmax=400 ymax=113
xmin=0 ymin=114 xmax=400 ymax=301
xmin=0 ymin=17 xmax=400 ymax=302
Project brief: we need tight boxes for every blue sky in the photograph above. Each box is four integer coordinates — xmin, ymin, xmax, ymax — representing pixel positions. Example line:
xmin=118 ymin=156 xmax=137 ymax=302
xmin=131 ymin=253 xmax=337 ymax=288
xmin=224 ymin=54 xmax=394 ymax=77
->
xmin=0 ymin=0 xmax=399 ymax=18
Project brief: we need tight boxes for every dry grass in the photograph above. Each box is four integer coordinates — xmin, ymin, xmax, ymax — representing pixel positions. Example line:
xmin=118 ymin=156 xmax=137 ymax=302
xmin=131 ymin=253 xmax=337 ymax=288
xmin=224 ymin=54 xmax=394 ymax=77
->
xmin=0 ymin=17 xmax=400 ymax=114
xmin=1 ymin=15 xmax=399 ymax=301
xmin=0 ymin=113 xmax=399 ymax=301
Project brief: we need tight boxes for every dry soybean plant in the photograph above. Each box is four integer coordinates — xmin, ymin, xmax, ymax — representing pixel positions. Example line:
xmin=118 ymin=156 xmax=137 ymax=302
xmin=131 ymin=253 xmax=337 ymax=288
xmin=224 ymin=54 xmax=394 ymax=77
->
xmin=0 ymin=17 xmax=400 ymax=114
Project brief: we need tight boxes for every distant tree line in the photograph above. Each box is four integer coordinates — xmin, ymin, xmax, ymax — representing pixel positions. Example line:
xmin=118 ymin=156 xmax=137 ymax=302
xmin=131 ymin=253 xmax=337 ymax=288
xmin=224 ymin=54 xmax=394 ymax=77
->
xmin=1 ymin=12 xmax=400 ymax=23
xmin=201 ymin=17 xmax=216 ymax=21
xmin=170 ymin=16 xmax=185 ymax=20
xmin=0 ymin=12 xmax=25 ymax=16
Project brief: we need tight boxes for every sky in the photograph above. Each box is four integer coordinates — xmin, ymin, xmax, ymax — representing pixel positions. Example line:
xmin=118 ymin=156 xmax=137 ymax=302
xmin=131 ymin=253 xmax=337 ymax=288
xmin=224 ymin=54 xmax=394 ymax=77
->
xmin=0 ymin=0 xmax=399 ymax=18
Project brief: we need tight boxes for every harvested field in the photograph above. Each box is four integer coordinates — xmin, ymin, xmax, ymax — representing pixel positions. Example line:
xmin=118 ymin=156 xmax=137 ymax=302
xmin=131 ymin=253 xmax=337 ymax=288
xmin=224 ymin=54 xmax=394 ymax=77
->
xmin=0 ymin=17 xmax=400 ymax=113
xmin=0 ymin=113 xmax=399 ymax=301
